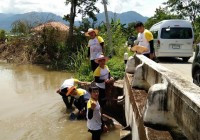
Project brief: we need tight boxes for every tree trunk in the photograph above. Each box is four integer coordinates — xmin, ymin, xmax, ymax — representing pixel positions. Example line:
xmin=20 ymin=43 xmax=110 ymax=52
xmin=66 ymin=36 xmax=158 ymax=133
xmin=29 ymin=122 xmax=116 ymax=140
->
xmin=67 ymin=0 xmax=76 ymax=51
xmin=102 ymin=0 xmax=113 ymax=56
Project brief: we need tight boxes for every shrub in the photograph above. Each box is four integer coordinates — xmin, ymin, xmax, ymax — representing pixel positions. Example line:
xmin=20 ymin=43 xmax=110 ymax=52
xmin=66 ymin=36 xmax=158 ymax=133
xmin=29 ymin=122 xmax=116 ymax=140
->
xmin=0 ymin=30 xmax=6 ymax=43
xmin=75 ymin=61 xmax=94 ymax=82
xmin=107 ymin=56 xmax=125 ymax=80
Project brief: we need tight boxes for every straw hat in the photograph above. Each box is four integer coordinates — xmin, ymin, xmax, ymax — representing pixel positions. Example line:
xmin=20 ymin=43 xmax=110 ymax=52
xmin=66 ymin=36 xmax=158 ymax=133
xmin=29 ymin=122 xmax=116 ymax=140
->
xmin=131 ymin=45 xmax=149 ymax=54
xmin=95 ymin=54 xmax=109 ymax=63
xmin=85 ymin=28 xmax=99 ymax=36
xmin=66 ymin=86 xmax=76 ymax=96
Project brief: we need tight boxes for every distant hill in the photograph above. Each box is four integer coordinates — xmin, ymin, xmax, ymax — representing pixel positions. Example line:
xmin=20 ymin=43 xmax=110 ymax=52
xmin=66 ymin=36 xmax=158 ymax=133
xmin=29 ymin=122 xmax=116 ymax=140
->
xmin=0 ymin=12 xmax=68 ymax=31
xmin=0 ymin=11 xmax=148 ymax=31
xmin=92 ymin=11 xmax=148 ymax=26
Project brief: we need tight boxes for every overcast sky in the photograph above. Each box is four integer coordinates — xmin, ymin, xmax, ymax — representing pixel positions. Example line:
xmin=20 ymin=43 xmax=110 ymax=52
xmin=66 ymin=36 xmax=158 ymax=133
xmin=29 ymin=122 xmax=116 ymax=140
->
xmin=0 ymin=0 xmax=167 ymax=19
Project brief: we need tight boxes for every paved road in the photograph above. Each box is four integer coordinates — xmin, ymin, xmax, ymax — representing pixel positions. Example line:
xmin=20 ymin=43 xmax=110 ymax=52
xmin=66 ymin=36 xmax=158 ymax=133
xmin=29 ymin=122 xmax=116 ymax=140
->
xmin=159 ymin=54 xmax=194 ymax=82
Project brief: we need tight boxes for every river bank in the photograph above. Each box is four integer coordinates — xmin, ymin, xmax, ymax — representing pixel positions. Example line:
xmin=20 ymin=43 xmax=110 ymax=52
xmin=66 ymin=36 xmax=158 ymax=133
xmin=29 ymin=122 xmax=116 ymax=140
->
xmin=0 ymin=40 xmax=53 ymax=65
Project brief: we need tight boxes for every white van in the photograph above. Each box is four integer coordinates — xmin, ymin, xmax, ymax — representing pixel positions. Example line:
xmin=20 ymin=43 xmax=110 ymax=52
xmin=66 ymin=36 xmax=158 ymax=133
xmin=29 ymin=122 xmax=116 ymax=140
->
xmin=150 ymin=20 xmax=194 ymax=62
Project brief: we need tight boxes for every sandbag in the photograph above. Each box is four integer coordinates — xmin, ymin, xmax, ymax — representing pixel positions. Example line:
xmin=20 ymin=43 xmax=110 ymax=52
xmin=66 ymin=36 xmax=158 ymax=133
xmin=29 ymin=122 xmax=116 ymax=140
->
xmin=125 ymin=56 xmax=136 ymax=74
xmin=131 ymin=45 xmax=149 ymax=54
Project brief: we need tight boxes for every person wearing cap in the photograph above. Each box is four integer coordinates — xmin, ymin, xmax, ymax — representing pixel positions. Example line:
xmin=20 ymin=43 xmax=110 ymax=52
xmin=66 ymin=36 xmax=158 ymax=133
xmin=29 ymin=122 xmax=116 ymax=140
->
xmin=66 ymin=86 xmax=90 ymax=116
xmin=134 ymin=21 xmax=155 ymax=59
xmin=93 ymin=54 xmax=114 ymax=108
xmin=85 ymin=28 xmax=105 ymax=72
xmin=56 ymin=78 xmax=86 ymax=110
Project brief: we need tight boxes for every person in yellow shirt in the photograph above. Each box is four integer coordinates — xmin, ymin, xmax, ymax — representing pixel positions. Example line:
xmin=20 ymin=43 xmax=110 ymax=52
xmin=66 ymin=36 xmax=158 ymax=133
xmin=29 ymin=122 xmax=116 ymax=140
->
xmin=66 ymin=86 xmax=90 ymax=117
xmin=85 ymin=28 xmax=105 ymax=71
xmin=56 ymin=78 xmax=86 ymax=110
xmin=134 ymin=21 xmax=155 ymax=60
xmin=94 ymin=54 xmax=114 ymax=109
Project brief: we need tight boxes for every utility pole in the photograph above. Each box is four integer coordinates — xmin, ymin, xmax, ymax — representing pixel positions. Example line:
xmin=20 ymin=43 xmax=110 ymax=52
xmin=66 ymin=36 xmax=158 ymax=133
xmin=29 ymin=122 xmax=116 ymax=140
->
xmin=102 ymin=0 xmax=113 ymax=56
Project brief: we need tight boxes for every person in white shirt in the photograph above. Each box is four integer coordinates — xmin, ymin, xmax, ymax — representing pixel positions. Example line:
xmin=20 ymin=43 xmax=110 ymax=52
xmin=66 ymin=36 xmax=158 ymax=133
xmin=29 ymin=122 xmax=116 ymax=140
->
xmin=134 ymin=21 xmax=155 ymax=60
xmin=85 ymin=28 xmax=105 ymax=71
xmin=56 ymin=78 xmax=86 ymax=110
xmin=93 ymin=54 xmax=114 ymax=109
xmin=87 ymin=85 xmax=102 ymax=140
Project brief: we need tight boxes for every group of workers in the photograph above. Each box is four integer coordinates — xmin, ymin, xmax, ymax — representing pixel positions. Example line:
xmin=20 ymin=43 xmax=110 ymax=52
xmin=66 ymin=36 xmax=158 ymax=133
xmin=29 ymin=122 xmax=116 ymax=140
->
xmin=56 ymin=21 xmax=154 ymax=140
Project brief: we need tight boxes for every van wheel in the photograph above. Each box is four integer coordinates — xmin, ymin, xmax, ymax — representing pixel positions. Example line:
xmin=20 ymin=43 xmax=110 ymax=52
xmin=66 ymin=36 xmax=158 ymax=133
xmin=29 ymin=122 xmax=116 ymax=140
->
xmin=182 ymin=57 xmax=190 ymax=62
xmin=193 ymin=69 xmax=200 ymax=87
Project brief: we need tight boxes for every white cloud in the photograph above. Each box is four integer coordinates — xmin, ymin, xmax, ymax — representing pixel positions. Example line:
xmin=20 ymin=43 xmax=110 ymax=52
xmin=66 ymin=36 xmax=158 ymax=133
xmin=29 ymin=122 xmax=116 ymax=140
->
xmin=104 ymin=0 xmax=167 ymax=17
xmin=0 ymin=0 xmax=167 ymax=19
xmin=0 ymin=0 xmax=70 ymax=16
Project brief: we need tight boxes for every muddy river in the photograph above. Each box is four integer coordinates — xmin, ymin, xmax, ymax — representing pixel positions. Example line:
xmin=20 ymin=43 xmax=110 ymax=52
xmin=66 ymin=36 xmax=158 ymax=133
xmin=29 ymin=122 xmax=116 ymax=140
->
xmin=0 ymin=62 xmax=119 ymax=140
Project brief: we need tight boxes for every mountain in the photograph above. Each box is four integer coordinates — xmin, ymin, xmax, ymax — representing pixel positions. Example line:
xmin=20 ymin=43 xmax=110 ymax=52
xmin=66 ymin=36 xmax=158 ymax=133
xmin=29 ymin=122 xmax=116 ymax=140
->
xmin=0 ymin=11 xmax=148 ymax=31
xmin=91 ymin=11 xmax=148 ymax=25
xmin=0 ymin=12 xmax=68 ymax=31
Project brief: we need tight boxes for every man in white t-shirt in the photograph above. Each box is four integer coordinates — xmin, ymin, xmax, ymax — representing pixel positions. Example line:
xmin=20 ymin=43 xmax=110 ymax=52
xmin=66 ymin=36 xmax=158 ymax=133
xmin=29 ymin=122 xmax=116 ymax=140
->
xmin=134 ymin=22 xmax=155 ymax=60
xmin=56 ymin=78 xmax=86 ymax=110
xmin=85 ymin=28 xmax=105 ymax=71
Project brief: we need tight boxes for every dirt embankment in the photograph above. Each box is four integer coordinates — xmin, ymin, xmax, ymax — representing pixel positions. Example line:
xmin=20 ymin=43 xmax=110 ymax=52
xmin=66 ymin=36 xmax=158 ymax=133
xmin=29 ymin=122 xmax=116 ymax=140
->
xmin=0 ymin=40 xmax=50 ymax=64
xmin=0 ymin=43 xmax=31 ymax=64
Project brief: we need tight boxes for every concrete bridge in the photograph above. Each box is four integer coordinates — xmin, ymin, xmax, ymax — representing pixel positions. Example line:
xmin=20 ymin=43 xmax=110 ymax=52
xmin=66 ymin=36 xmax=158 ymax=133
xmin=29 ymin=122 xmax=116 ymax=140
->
xmin=120 ymin=54 xmax=200 ymax=140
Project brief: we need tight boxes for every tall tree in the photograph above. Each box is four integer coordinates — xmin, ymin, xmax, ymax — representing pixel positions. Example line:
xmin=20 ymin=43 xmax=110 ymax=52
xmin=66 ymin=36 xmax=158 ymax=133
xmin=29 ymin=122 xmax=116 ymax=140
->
xmin=102 ymin=0 xmax=113 ymax=56
xmin=64 ymin=0 xmax=99 ymax=51
xmin=165 ymin=0 xmax=200 ymax=26
xmin=145 ymin=7 xmax=182 ymax=29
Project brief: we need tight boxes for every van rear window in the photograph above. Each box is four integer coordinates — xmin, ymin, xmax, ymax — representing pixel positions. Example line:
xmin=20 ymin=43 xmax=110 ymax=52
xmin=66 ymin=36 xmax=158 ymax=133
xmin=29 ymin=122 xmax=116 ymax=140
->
xmin=161 ymin=27 xmax=193 ymax=39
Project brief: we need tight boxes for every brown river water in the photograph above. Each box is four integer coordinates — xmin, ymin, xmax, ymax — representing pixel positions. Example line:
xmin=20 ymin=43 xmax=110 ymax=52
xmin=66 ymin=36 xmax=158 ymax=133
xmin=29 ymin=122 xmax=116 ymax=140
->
xmin=0 ymin=62 xmax=119 ymax=140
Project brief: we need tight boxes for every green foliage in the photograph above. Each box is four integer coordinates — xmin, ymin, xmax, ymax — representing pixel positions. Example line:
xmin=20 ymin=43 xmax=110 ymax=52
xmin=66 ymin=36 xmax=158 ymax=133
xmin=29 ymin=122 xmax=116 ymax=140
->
xmin=107 ymin=57 xmax=125 ymax=80
xmin=67 ymin=46 xmax=88 ymax=71
xmin=165 ymin=0 xmax=200 ymax=25
xmin=126 ymin=22 xmax=137 ymax=37
xmin=11 ymin=20 xmax=31 ymax=36
xmin=64 ymin=0 xmax=99 ymax=51
xmin=0 ymin=30 xmax=6 ymax=42
xmin=76 ymin=56 xmax=126 ymax=82
xmin=194 ymin=17 xmax=200 ymax=43
xmin=65 ymin=0 xmax=99 ymax=21
xmin=29 ymin=26 xmax=69 ymax=66
xmin=145 ymin=7 xmax=182 ymax=29
xmin=98 ymin=19 xmax=127 ymax=57
xmin=75 ymin=61 xmax=94 ymax=82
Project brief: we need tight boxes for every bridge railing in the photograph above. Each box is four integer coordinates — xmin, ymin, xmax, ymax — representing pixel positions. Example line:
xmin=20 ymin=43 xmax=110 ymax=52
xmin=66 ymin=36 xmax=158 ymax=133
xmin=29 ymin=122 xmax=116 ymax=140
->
xmin=124 ymin=54 xmax=200 ymax=140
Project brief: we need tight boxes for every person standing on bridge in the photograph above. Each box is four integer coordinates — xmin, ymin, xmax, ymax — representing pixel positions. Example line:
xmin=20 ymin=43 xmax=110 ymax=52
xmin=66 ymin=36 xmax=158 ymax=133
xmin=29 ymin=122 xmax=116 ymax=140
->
xmin=85 ymin=28 xmax=105 ymax=72
xmin=134 ymin=21 xmax=155 ymax=60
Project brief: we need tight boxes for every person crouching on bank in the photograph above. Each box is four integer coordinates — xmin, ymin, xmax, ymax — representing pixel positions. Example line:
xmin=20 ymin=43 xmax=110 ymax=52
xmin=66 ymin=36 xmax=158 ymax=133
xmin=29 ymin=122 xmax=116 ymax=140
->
xmin=56 ymin=78 xmax=86 ymax=110
xmin=66 ymin=86 xmax=90 ymax=118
